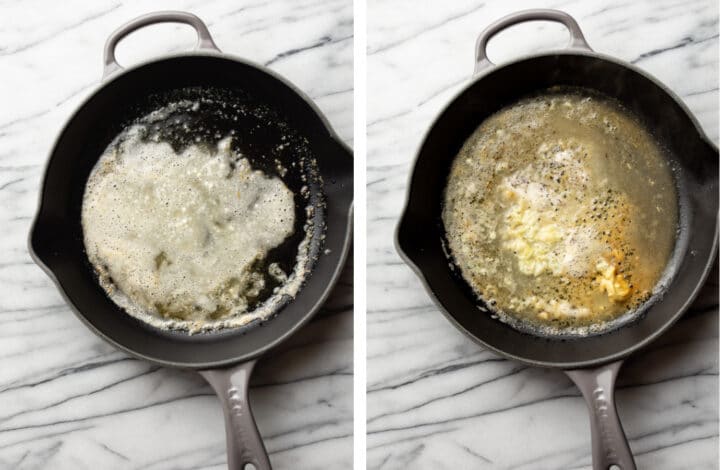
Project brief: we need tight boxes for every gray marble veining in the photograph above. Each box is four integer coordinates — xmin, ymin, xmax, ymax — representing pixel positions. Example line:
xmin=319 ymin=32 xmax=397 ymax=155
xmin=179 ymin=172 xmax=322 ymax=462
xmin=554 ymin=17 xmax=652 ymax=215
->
xmin=367 ymin=0 xmax=718 ymax=468
xmin=0 ymin=1 xmax=352 ymax=469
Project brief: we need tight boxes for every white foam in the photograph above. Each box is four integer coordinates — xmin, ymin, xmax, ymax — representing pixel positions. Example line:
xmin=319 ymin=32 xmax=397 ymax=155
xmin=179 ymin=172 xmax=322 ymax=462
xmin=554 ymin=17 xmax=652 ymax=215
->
xmin=82 ymin=125 xmax=311 ymax=333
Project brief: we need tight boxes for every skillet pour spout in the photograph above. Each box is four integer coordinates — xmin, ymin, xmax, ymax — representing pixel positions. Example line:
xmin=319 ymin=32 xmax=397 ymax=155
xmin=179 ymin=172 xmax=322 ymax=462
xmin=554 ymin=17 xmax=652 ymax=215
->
xmin=396 ymin=9 xmax=718 ymax=470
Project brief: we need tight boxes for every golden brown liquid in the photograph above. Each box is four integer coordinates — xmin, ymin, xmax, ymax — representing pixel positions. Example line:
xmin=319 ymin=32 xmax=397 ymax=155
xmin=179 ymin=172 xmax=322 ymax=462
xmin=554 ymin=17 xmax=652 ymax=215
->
xmin=442 ymin=88 xmax=677 ymax=335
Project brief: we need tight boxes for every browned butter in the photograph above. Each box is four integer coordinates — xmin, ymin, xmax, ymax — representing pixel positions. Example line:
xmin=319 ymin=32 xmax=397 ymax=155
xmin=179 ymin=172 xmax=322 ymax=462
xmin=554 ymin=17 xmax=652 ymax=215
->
xmin=442 ymin=88 xmax=677 ymax=335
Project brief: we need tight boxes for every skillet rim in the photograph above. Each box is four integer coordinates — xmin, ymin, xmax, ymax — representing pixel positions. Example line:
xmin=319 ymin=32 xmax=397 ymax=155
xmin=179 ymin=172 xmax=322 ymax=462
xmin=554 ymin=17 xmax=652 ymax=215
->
xmin=28 ymin=50 xmax=354 ymax=369
xmin=395 ymin=49 xmax=719 ymax=370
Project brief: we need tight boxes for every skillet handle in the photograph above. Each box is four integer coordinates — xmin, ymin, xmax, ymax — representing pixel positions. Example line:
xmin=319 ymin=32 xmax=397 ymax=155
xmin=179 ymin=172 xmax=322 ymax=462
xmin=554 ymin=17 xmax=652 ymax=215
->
xmin=200 ymin=360 xmax=272 ymax=470
xmin=103 ymin=10 xmax=220 ymax=80
xmin=566 ymin=360 xmax=636 ymax=470
xmin=474 ymin=9 xmax=592 ymax=74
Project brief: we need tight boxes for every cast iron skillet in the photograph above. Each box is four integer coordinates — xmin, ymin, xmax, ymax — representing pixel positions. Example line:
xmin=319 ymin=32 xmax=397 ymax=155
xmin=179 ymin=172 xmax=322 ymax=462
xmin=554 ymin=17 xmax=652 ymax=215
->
xmin=28 ymin=12 xmax=353 ymax=470
xmin=396 ymin=9 xmax=718 ymax=470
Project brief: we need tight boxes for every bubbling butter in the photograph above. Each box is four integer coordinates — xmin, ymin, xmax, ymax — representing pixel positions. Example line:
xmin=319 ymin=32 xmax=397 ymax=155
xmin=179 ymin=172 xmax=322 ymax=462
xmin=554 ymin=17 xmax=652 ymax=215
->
xmin=442 ymin=89 xmax=677 ymax=335
xmin=82 ymin=123 xmax=309 ymax=333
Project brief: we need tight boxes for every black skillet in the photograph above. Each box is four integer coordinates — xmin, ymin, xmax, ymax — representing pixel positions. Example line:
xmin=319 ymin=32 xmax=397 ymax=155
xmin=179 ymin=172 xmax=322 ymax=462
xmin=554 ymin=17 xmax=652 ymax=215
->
xmin=396 ymin=10 xmax=718 ymax=470
xmin=28 ymin=11 xmax=353 ymax=470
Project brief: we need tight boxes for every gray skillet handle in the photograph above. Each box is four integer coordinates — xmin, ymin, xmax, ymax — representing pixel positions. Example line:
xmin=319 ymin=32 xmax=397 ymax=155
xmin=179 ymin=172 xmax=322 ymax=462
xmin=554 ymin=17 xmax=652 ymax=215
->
xmin=566 ymin=360 xmax=636 ymax=470
xmin=103 ymin=10 xmax=220 ymax=80
xmin=474 ymin=9 xmax=592 ymax=74
xmin=200 ymin=360 xmax=272 ymax=470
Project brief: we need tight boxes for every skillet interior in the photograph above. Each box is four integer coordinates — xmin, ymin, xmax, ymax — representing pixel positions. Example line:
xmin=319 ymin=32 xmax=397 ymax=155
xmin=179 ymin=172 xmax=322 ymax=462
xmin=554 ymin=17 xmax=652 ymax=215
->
xmin=397 ymin=53 xmax=718 ymax=368
xmin=30 ymin=55 xmax=353 ymax=369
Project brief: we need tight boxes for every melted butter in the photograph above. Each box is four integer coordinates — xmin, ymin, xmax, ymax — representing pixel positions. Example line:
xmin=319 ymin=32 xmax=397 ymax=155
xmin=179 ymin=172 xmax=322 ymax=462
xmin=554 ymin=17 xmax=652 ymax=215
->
xmin=82 ymin=124 xmax=306 ymax=333
xmin=442 ymin=89 xmax=677 ymax=334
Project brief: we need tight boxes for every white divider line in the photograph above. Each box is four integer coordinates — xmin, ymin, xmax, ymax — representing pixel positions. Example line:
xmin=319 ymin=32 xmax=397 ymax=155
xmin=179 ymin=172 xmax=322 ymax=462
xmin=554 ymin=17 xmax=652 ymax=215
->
xmin=353 ymin=0 xmax=367 ymax=467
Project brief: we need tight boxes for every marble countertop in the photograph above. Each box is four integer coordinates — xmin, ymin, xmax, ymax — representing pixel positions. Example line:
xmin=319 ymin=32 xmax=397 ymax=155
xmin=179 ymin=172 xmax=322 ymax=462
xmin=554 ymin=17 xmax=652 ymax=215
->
xmin=367 ymin=0 xmax=718 ymax=468
xmin=0 ymin=1 xmax=352 ymax=469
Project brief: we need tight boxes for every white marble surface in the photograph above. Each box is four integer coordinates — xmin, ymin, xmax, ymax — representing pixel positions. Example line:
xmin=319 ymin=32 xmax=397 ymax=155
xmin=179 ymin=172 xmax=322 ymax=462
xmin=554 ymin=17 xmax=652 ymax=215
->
xmin=0 ymin=1 xmax=352 ymax=469
xmin=367 ymin=0 xmax=718 ymax=468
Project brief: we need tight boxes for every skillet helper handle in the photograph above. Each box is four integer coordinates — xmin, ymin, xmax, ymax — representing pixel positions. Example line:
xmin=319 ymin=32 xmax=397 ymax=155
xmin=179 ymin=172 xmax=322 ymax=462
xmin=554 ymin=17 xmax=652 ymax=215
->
xmin=103 ymin=10 xmax=220 ymax=80
xmin=200 ymin=360 xmax=272 ymax=470
xmin=474 ymin=9 xmax=592 ymax=74
xmin=566 ymin=360 xmax=636 ymax=470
